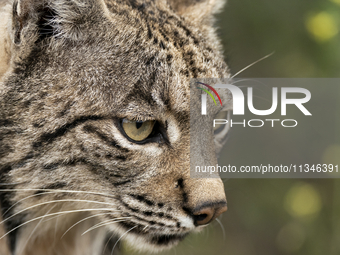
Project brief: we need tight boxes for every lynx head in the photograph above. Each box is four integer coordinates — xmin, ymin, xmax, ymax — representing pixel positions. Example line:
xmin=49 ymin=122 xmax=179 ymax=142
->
xmin=0 ymin=0 xmax=230 ymax=253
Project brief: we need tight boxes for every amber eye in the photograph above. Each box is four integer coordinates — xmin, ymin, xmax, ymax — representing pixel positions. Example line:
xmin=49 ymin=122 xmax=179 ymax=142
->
xmin=122 ymin=119 xmax=156 ymax=142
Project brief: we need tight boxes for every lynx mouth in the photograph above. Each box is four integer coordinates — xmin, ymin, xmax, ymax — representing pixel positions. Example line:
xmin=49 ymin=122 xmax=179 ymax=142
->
xmin=115 ymin=221 xmax=190 ymax=250
xmin=149 ymin=233 xmax=188 ymax=245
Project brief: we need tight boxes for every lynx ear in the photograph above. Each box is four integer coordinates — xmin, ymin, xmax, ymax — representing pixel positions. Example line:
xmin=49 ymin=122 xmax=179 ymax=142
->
xmin=167 ymin=0 xmax=226 ymax=22
xmin=11 ymin=0 xmax=103 ymax=45
xmin=12 ymin=0 xmax=55 ymax=44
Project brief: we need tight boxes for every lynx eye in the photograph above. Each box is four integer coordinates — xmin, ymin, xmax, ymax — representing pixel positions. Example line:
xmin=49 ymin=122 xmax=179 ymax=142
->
xmin=122 ymin=119 xmax=156 ymax=142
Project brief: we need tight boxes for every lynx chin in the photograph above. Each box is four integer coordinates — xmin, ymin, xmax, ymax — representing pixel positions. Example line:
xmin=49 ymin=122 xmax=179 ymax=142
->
xmin=0 ymin=0 xmax=231 ymax=254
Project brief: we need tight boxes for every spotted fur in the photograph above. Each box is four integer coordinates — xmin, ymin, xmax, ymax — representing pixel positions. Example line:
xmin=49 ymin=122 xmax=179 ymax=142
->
xmin=0 ymin=0 xmax=230 ymax=254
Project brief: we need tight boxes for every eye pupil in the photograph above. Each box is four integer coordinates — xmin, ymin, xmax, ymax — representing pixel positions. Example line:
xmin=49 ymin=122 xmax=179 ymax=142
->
xmin=136 ymin=121 xmax=143 ymax=129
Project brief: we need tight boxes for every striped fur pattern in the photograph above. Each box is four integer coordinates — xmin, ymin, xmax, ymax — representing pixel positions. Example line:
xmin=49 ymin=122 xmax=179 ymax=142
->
xmin=0 ymin=0 xmax=230 ymax=254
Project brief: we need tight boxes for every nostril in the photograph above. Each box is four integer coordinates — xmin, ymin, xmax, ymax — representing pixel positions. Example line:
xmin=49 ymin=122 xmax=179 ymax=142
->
xmin=192 ymin=202 xmax=228 ymax=226
xmin=193 ymin=208 xmax=214 ymax=226
xmin=193 ymin=213 xmax=208 ymax=223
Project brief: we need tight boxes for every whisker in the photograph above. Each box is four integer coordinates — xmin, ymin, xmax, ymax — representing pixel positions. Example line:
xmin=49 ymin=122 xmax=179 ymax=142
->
xmin=82 ymin=218 xmax=130 ymax=236
xmin=61 ymin=212 xmax=115 ymax=239
xmin=230 ymin=52 xmax=274 ymax=79
xmin=103 ymin=232 xmax=116 ymax=255
xmin=0 ymin=208 xmax=116 ymax=240
xmin=83 ymin=219 xmax=124 ymax=233
xmin=0 ymin=188 xmax=116 ymax=199
xmin=54 ymin=203 xmax=65 ymax=245
xmin=230 ymin=78 xmax=254 ymax=85
xmin=18 ymin=205 xmax=57 ymax=254
xmin=38 ymin=210 xmax=70 ymax=224
xmin=0 ymin=199 xmax=117 ymax=226
xmin=0 ymin=182 xmax=27 ymax=186
xmin=3 ymin=191 xmax=78 ymax=217
xmin=173 ymin=246 xmax=178 ymax=255
xmin=216 ymin=218 xmax=226 ymax=241
xmin=203 ymin=223 xmax=210 ymax=243
xmin=111 ymin=226 xmax=137 ymax=255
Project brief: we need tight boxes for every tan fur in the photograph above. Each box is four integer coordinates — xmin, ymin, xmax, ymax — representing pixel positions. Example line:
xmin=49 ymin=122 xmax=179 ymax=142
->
xmin=0 ymin=1 xmax=12 ymax=81
xmin=0 ymin=0 xmax=230 ymax=254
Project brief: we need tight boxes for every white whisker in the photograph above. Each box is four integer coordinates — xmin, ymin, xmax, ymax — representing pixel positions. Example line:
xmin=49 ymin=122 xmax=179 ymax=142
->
xmin=0 ymin=199 xmax=117 ymax=226
xmin=103 ymin=232 xmax=116 ymax=255
xmin=0 ymin=208 xmax=116 ymax=240
xmin=173 ymin=246 xmax=178 ymax=255
xmin=3 ymin=191 xmax=76 ymax=217
xmin=231 ymin=52 xmax=274 ymax=79
xmin=61 ymin=212 xmax=115 ymax=239
xmin=216 ymin=218 xmax=226 ymax=241
xmin=111 ymin=226 xmax=137 ymax=255
xmin=0 ymin=182 xmax=27 ymax=186
xmin=18 ymin=205 xmax=57 ymax=254
xmin=54 ymin=203 xmax=65 ymax=246
xmin=81 ymin=218 xmax=130 ymax=236
xmin=230 ymin=78 xmax=254 ymax=85
xmin=0 ymin=188 xmax=116 ymax=199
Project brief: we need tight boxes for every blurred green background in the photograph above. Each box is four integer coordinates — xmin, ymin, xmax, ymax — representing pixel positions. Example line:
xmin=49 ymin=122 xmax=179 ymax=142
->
xmin=125 ymin=0 xmax=340 ymax=254
xmin=217 ymin=0 xmax=340 ymax=254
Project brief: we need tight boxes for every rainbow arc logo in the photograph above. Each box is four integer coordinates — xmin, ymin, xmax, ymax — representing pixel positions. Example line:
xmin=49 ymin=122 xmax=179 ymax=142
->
xmin=196 ymin=82 xmax=223 ymax=106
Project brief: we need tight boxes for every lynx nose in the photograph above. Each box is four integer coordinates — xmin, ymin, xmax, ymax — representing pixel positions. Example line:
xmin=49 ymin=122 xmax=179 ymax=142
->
xmin=192 ymin=202 xmax=228 ymax=226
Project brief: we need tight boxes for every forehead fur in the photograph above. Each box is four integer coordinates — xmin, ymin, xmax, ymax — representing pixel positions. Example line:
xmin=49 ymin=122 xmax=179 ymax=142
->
xmin=5 ymin=0 xmax=228 ymax=122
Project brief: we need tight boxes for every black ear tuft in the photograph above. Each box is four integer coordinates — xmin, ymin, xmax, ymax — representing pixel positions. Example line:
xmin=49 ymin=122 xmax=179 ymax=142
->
xmin=12 ymin=0 xmax=57 ymax=44
xmin=36 ymin=6 xmax=57 ymax=42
